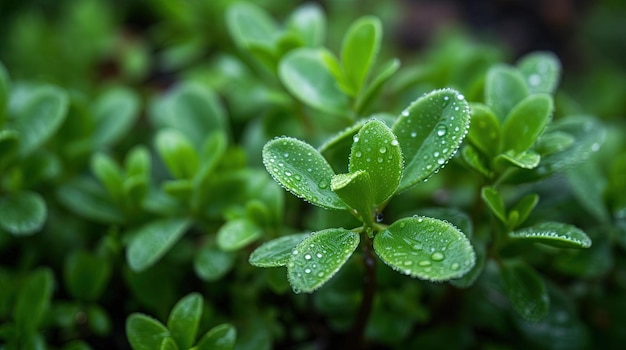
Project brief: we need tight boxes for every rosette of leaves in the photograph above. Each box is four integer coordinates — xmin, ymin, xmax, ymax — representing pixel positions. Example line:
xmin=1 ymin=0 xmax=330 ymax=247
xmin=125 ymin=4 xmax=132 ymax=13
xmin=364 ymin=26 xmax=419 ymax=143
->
xmin=251 ymin=88 xmax=476 ymax=293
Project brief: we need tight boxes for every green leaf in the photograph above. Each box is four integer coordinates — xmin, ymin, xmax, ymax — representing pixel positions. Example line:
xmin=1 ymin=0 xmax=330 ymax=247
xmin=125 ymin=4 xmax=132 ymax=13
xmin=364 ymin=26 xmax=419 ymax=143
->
xmin=509 ymin=193 xmax=539 ymax=229
xmin=288 ymin=228 xmax=360 ymax=293
xmin=127 ymin=218 xmax=191 ymax=272
xmin=495 ymin=150 xmax=541 ymax=169
xmin=467 ymin=103 xmax=500 ymax=157
xmin=450 ymin=238 xmax=487 ymax=288
xmin=64 ymin=251 xmax=111 ymax=301
xmin=14 ymin=268 xmax=53 ymax=333
xmin=155 ymin=129 xmax=199 ymax=179
xmin=125 ymin=146 xmax=151 ymax=178
xmin=517 ymin=51 xmax=561 ymax=94
xmin=509 ymin=221 xmax=592 ymax=248
xmin=566 ymin=162 xmax=610 ymax=223
xmin=249 ymin=233 xmax=308 ymax=267
xmin=0 ymin=191 xmax=47 ymax=236
xmin=373 ymin=216 xmax=475 ymax=281
xmin=196 ymin=323 xmax=237 ymax=350
xmin=341 ymin=16 xmax=382 ymax=94
xmin=355 ymin=58 xmax=400 ymax=114
xmin=0 ymin=130 xmax=19 ymax=170
xmin=216 ymin=218 xmax=262 ymax=252
xmin=0 ymin=61 xmax=8 ymax=124
xmin=481 ymin=187 xmax=507 ymax=223
xmin=287 ymin=3 xmax=326 ymax=47
xmin=393 ymin=88 xmax=470 ymax=192
xmin=226 ymin=2 xmax=278 ymax=50
xmin=194 ymin=244 xmax=236 ymax=281
xmin=461 ymin=145 xmax=492 ymax=178
xmin=56 ymin=177 xmax=124 ymax=223
xmin=9 ymin=84 xmax=68 ymax=156
xmin=91 ymin=153 xmax=125 ymax=201
xmin=279 ymin=48 xmax=349 ymax=114
xmin=502 ymin=94 xmax=553 ymax=152
xmin=485 ymin=64 xmax=529 ymax=122
xmin=331 ymin=171 xmax=374 ymax=226
xmin=349 ymin=119 xmax=403 ymax=205
xmin=500 ymin=261 xmax=549 ymax=321
xmin=167 ymin=293 xmax=203 ymax=350
xmin=87 ymin=304 xmax=112 ymax=336
xmin=126 ymin=313 xmax=170 ymax=350
xmin=160 ymin=337 xmax=179 ymax=350
xmin=263 ymin=137 xmax=347 ymax=210
xmin=92 ymin=87 xmax=139 ymax=148
xmin=535 ymin=131 xmax=575 ymax=156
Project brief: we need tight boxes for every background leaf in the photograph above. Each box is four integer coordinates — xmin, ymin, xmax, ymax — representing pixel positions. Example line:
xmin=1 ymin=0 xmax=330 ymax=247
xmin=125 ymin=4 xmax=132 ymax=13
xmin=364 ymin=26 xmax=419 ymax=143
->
xmin=127 ymin=218 xmax=191 ymax=272
xmin=14 ymin=268 xmax=53 ymax=333
xmin=485 ymin=64 xmax=529 ymax=121
xmin=64 ymin=251 xmax=111 ymax=301
xmin=481 ymin=187 xmax=507 ymax=223
xmin=0 ymin=191 xmax=47 ymax=236
xmin=126 ymin=314 xmax=170 ymax=350
xmin=167 ymin=293 xmax=202 ymax=350
xmin=467 ymin=103 xmax=501 ymax=157
xmin=227 ymin=2 xmax=278 ymax=50
xmin=517 ymin=51 xmax=561 ymax=94
xmin=92 ymin=87 xmax=139 ymax=148
xmin=500 ymin=261 xmax=549 ymax=321
xmin=287 ymin=3 xmax=326 ymax=47
xmin=340 ymin=16 xmax=382 ymax=94
xmin=194 ymin=244 xmax=236 ymax=281
xmin=216 ymin=218 xmax=262 ymax=252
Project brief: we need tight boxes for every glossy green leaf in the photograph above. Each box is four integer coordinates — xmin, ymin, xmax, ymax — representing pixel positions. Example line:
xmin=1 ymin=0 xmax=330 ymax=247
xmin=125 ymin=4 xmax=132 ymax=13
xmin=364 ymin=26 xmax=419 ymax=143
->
xmin=127 ymin=218 xmax=191 ymax=272
xmin=355 ymin=58 xmax=401 ymax=114
xmin=194 ymin=244 xmax=236 ymax=281
xmin=485 ymin=64 xmax=529 ymax=122
xmin=9 ymin=85 xmax=68 ymax=156
xmin=481 ymin=187 xmax=506 ymax=223
xmin=500 ymin=261 xmax=549 ymax=321
xmin=461 ymin=145 xmax=492 ymax=178
xmin=249 ymin=233 xmax=307 ymax=267
xmin=196 ymin=323 xmax=236 ymax=350
xmin=287 ymin=3 xmax=326 ymax=47
xmin=349 ymin=119 xmax=403 ymax=205
xmin=160 ymin=337 xmax=179 ymax=350
xmin=0 ymin=130 xmax=19 ymax=169
xmin=167 ymin=293 xmax=202 ymax=350
xmin=263 ymin=137 xmax=347 ymax=209
xmin=0 ymin=191 xmax=47 ymax=236
xmin=288 ymin=228 xmax=359 ymax=293
xmin=449 ymin=238 xmax=486 ymax=288
xmin=279 ymin=48 xmax=349 ymax=114
xmin=502 ymin=94 xmax=553 ymax=152
xmin=393 ymin=88 xmax=470 ymax=191
xmin=226 ymin=2 xmax=278 ymax=50
xmin=517 ymin=51 xmax=561 ymax=94
xmin=216 ymin=218 xmax=262 ymax=252
xmin=91 ymin=153 xmax=124 ymax=201
xmin=509 ymin=221 xmax=592 ymax=248
xmin=64 ymin=251 xmax=111 ymax=301
xmin=467 ymin=103 xmax=500 ymax=156
xmin=373 ymin=216 xmax=475 ymax=281
xmin=496 ymin=150 xmax=541 ymax=169
xmin=14 ymin=268 xmax=53 ymax=333
xmin=126 ymin=313 xmax=170 ymax=350
xmin=509 ymin=193 xmax=539 ymax=229
xmin=331 ymin=171 xmax=374 ymax=226
xmin=341 ymin=16 xmax=382 ymax=94
xmin=155 ymin=129 xmax=198 ymax=179
xmin=92 ymin=87 xmax=139 ymax=148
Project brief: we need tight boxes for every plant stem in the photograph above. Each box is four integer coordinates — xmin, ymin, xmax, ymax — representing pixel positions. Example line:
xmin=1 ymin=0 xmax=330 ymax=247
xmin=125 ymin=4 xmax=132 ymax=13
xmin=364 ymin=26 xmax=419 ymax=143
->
xmin=349 ymin=238 xmax=377 ymax=349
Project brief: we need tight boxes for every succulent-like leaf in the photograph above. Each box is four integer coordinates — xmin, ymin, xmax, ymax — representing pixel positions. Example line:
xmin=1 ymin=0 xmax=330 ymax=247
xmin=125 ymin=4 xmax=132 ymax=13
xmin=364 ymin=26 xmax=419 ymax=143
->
xmin=226 ymin=2 xmax=278 ymax=50
xmin=393 ymin=88 xmax=470 ymax=192
xmin=127 ymin=218 xmax=191 ymax=272
xmin=194 ymin=244 xmax=235 ymax=281
xmin=196 ymin=323 xmax=237 ymax=350
xmin=279 ymin=48 xmax=349 ymax=114
xmin=502 ymin=93 xmax=553 ymax=153
xmin=341 ymin=16 xmax=382 ymax=94
xmin=125 ymin=146 xmax=151 ymax=178
xmin=0 ymin=191 xmax=47 ymax=236
xmin=160 ymin=337 xmax=179 ymax=350
xmin=64 ymin=251 xmax=112 ymax=301
xmin=287 ymin=228 xmax=360 ymax=293
xmin=349 ymin=119 xmax=403 ymax=205
xmin=509 ymin=221 xmax=592 ymax=248
xmin=509 ymin=193 xmax=539 ymax=229
xmin=485 ymin=64 xmax=529 ymax=122
xmin=373 ymin=216 xmax=475 ymax=281
xmin=56 ymin=177 xmax=124 ymax=223
xmin=263 ymin=137 xmax=347 ymax=209
xmin=461 ymin=145 xmax=492 ymax=178
xmin=450 ymin=238 xmax=487 ymax=288
xmin=481 ymin=187 xmax=507 ymax=223
xmin=126 ymin=314 xmax=170 ymax=350
xmin=92 ymin=87 xmax=139 ymax=148
xmin=355 ymin=58 xmax=400 ymax=114
xmin=216 ymin=218 xmax=262 ymax=252
xmin=500 ymin=261 xmax=549 ymax=321
xmin=249 ymin=233 xmax=308 ymax=267
xmin=496 ymin=150 xmax=541 ymax=169
xmin=91 ymin=153 xmax=125 ymax=201
xmin=155 ymin=129 xmax=199 ymax=180
xmin=287 ymin=3 xmax=326 ymax=47
xmin=331 ymin=171 xmax=374 ymax=226
xmin=517 ymin=51 xmax=561 ymax=94
xmin=467 ymin=103 xmax=500 ymax=156
xmin=167 ymin=293 xmax=203 ymax=350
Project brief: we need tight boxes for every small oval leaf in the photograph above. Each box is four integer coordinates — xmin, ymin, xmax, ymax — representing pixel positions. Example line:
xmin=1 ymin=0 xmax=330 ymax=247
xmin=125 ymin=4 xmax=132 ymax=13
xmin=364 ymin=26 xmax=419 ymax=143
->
xmin=481 ymin=187 xmax=507 ymax=223
xmin=226 ymin=2 xmax=278 ymax=49
xmin=155 ymin=129 xmax=199 ymax=180
xmin=509 ymin=221 xmax=592 ymax=248
xmin=14 ymin=268 xmax=54 ymax=332
xmin=517 ymin=51 xmax=561 ymax=94
xmin=196 ymin=323 xmax=237 ymax=350
xmin=194 ymin=244 xmax=236 ymax=281
xmin=373 ymin=216 xmax=475 ymax=281
xmin=126 ymin=313 xmax=170 ymax=350
xmin=127 ymin=218 xmax=191 ymax=272
xmin=288 ymin=228 xmax=360 ymax=293
xmin=92 ymin=87 xmax=139 ymax=148
xmin=341 ymin=16 xmax=382 ymax=94
xmin=502 ymin=93 xmax=554 ymax=153
xmin=500 ymin=261 xmax=549 ymax=322
xmin=331 ymin=171 xmax=374 ymax=226
xmin=167 ymin=293 xmax=203 ymax=350
xmin=249 ymin=233 xmax=308 ymax=267
xmin=263 ymin=137 xmax=347 ymax=210
xmin=0 ymin=191 xmax=47 ymax=236
xmin=393 ymin=88 xmax=470 ymax=192
xmin=485 ymin=64 xmax=529 ymax=122
xmin=495 ymin=150 xmax=541 ymax=169
xmin=467 ymin=103 xmax=501 ymax=157
xmin=216 ymin=218 xmax=262 ymax=252
xmin=287 ymin=3 xmax=326 ymax=47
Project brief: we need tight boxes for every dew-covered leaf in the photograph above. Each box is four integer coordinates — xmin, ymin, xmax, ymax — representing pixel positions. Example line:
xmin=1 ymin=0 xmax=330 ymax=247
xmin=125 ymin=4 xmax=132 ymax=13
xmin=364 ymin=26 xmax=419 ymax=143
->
xmin=288 ymin=228 xmax=359 ymax=293
xmin=509 ymin=221 xmax=591 ymax=248
xmin=196 ymin=323 xmax=237 ymax=350
xmin=373 ymin=216 xmax=475 ymax=281
xmin=349 ymin=119 xmax=403 ymax=205
xmin=216 ymin=218 xmax=262 ymax=252
xmin=226 ymin=2 xmax=278 ymax=50
xmin=286 ymin=3 xmax=326 ymax=47
xmin=0 ymin=191 xmax=47 ymax=236
xmin=263 ymin=137 xmax=347 ymax=209
xmin=249 ymin=233 xmax=308 ymax=267
xmin=502 ymin=93 xmax=553 ymax=153
xmin=194 ymin=244 xmax=235 ymax=281
xmin=449 ymin=238 xmax=486 ymax=288
xmin=126 ymin=313 xmax=170 ymax=350
xmin=517 ymin=51 xmax=561 ymax=94
xmin=393 ymin=88 xmax=470 ymax=192
xmin=467 ymin=103 xmax=501 ymax=157
xmin=500 ymin=261 xmax=549 ymax=322
xmin=167 ymin=293 xmax=202 ymax=350
xmin=279 ymin=48 xmax=349 ymax=114
xmin=341 ymin=16 xmax=382 ymax=94
xmin=480 ymin=187 xmax=507 ymax=223
xmin=92 ymin=87 xmax=139 ymax=148
xmin=127 ymin=218 xmax=191 ymax=272
xmin=485 ymin=64 xmax=529 ymax=122
xmin=331 ymin=171 xmax=374 ymax=226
